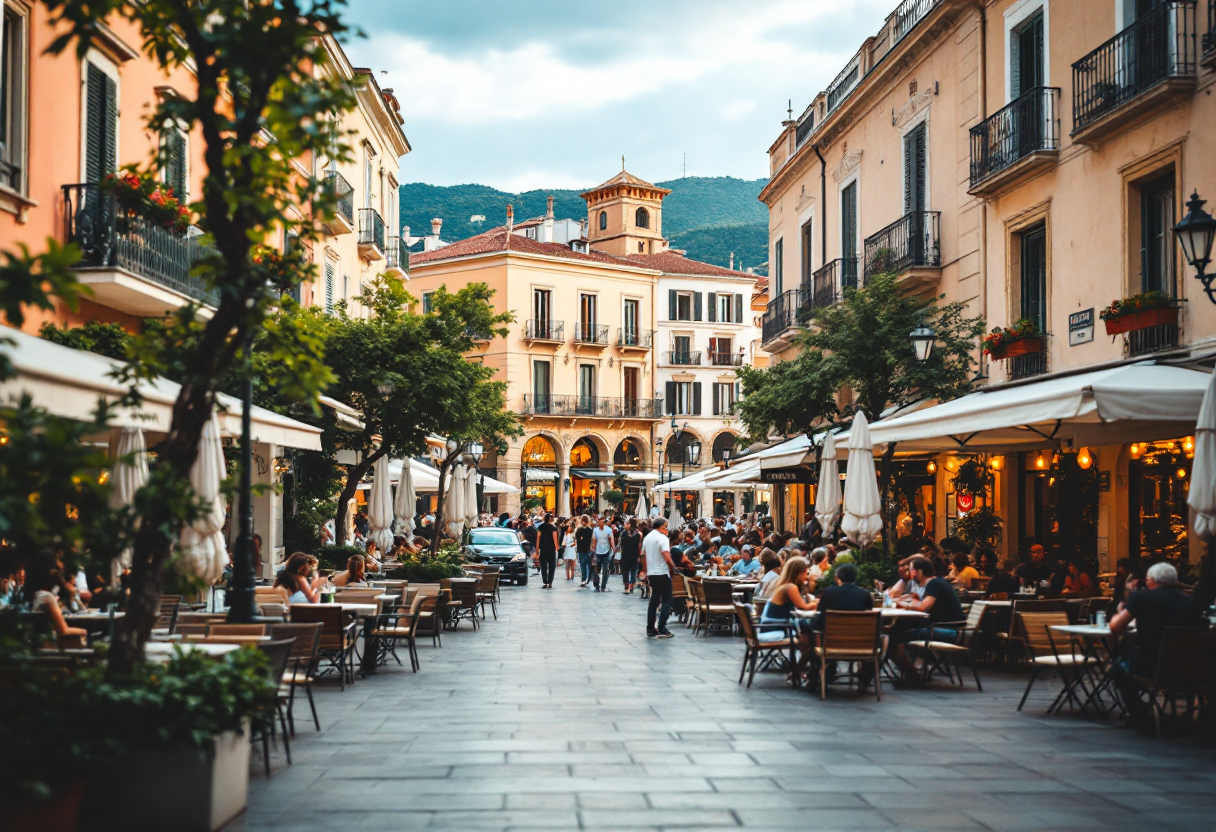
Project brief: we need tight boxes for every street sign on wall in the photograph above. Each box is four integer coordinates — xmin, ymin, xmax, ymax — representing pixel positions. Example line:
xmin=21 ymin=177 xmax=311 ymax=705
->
xmin=1069 ymin=308 xmax=1094 ymax=346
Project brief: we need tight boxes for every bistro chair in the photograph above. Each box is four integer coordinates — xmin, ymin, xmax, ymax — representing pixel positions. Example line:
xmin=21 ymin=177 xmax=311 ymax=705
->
xmin=995 ymin=599 xmax=1069 ymax=664
xmin=700 ymin=580 xmax=738 ymax=635
xmin=478 ymin=565 xmax=502 ymax=602
xmin=289 ymin=605 xmax=357 ymax=690
xmin=912 ymin=601 xmax=986 ymax=691
xmin=687 ymin=579 xmax=706 ymax=633
xmin=447 ymin=580 xmax=480 ymax=630
xmin=371 ymin=593 xmax=425 ymax=671
xmin=814 ymin=611 xmax=884 ymax=701
xmin=269 ymin=622 xmax=323 ymax=734
xmin=155 ymin=594 xmax=182 ymax=634
xmin=475 ymin=572 xmax=499 ymax=620
xmin=733 ymin=602 xmax=795 ymax=688
xmin=252 ymin=638 xmax=296 ymax=777
xmin=1129 ymin=627 xmax=1216 ymax=737
xmin=174 ymin=623 xmax=210 ymax=637
xmin=671 ymin=573 xmax=692 ymax=623
xmin=1015 ymin=612 xmax=1093 ymax=713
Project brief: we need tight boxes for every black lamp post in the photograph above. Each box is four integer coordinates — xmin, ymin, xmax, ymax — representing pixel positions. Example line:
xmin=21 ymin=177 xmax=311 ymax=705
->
xmin=1173 ymin=191 xmax=1216 ymax=305
xmin=227 ymin=335 xmax=258 ymax=623
xmin=910 ymin=321 xmax=937 ymax=362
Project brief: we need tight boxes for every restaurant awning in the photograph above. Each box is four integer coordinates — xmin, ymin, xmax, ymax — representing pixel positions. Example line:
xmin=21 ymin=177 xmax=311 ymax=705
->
xmin=703 ymin=460 xmax=762 ymax=488
xmin=755 ymin=435 xmax=814 ymax=470
xmin=653 ymin=466 xmax=717 ymax=493
xmin=866 ymin=361 xmax=1211 ymax=452
xmin=360 ymin=458 xmax=519 ymax=495
xmin=571 ymin=468 xmax=617 ymax=480
xmin=0 ymin=326 xmax=323 ymax=450
xmin=620 ymin=470 xmax=659 ymax=481
xmin=524 ymin=468 xmax=559 ymax=482
xmin=319 ymin=395 xmax=365 ymax=432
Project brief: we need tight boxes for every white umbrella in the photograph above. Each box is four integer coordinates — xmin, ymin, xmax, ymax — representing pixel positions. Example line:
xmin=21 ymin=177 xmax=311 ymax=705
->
xmin=667 ymin=502 xmax=683 ymax=532
xmin=179 ymin=411 xmax=228 ymax=584
xmin=840 ymin=411 xmax=882 ymax=548
xmin=445 ymin=464 xmax=466 ymax=537
xmin=635 ymin=488 xmax=648 ymax=519
xmin=393 ymin=459 xmax=417 ymax=536
xmin=465 ymin=468 xmax=481 ymax=524
xmin=1189 ymin=370 xmax=1216 ymax=542
xmin=814 ymin=432 xmax=842 ymax=536
xmin=109 ymin=426 xmax=148 ymax=584
xmin=367 ymin=454 xmax=394 ymax=552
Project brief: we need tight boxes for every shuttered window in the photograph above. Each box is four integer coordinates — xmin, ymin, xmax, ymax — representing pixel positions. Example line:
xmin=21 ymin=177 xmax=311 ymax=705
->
xmin=1010 ymin=10 xmax=1044 ymax=99
xmin=1019 ymin=223 xmax=1047 ymax=331
xmin=903 ymin=121 xmax=926 ymax=215
xmin=773 ymin=238 xmax=784 ymax=295
xmin=161 ymin=126 xmax=187 ymax=198
xmin=840 ymin=183 xmax=858 ymax=262
xmin=693 ymin=291 xmax=703 ymax=322
xmin=324 ymin=260 xmax=335 ymax=313
xmin=707 ymin=291 xmax=717 ymax=322
xmin=85 ymin=62 xmax=117 ymax=185
xmin=734 ymin=293 xmax=744 ymax=323
xmin=1141 ymin=172 xmax=1176 ymax=296
xmin=0 ymin=5 xmax=28 ymax=193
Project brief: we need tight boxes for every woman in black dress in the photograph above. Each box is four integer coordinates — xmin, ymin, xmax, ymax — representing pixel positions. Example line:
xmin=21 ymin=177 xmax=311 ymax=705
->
xmin=618 ymin=517 xmax=643 ymax=594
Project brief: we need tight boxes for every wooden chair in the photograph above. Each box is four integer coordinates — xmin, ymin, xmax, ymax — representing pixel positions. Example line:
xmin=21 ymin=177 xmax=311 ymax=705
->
xmin=335 ymin=588 xmax=385 ymax=613
xmin=1129 ymin=627 xmax=1216 ymax=737
xmin=371 ymin=593 xmax=425 ymax=671
xmin=253 ymin=638 xmax=296 ymax=777
xmin=995 ymin=599 xmax=1069 ymax=662
xmin=912 ymin=601 xmax=986 ymax=690
xmin=269 ymin=622 xmax=323 ymax=734
xmin=700 ymin=580 xmax=737 ymax=635
xmin=1015 ymin=611 xmax=1093 ymax=712
xmin=447 ymin=581 xmax=479 ymax=630
xmin=480 ymin=565 xmax=502 ymax=602
xmin=733 ymin=602 xmax=795 ymax=688
xmin=289 ymin=605 xmax=357 ymax=690
xmin=475 ymin=572 xmax=498 ymax=620
xmin=687 ymin=579 xmax=707 ymax=633
xmin=671 ymin=573 xmax=691 ymax=623
xmin=814 ymin=611 xmax=883 ymax=701
xmin=174 ymin=623 xmax=210 ymax=637
xmin=156 ymin=594 xmax=182 ymax=633
xmin=209 ymin=623 xmax=267 ymax=637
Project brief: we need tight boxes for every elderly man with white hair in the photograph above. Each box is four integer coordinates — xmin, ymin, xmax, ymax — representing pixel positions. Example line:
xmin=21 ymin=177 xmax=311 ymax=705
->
xmin=1109 ymin=562 xmax=1204 ymax=727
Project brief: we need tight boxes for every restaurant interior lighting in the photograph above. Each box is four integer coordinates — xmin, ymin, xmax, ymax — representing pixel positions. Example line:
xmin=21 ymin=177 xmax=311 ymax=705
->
xmin=1129 ymin=443 xmax=1143 ymax=460
xmin=1177 ymin=467 xmax=1188 ymax=479
xmin=1184 ymin=436 xmax=1195 ymax=454
xmin=1076 ymin=447 xmax=1093 ymax=470
xmin=988 ymin=456 xmax=1004 ymax=472
xmin=945 ymin=457 xmax=958 ymax=472
xmin=1035 ymin=452 xmax=1047 ymax=469
xmin=926 ymin=460 xmax=937 ymax=474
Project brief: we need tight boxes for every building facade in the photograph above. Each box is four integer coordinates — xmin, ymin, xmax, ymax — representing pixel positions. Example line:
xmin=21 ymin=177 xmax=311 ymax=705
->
xmin=757 ymin=0 xmax=1216 ymax=571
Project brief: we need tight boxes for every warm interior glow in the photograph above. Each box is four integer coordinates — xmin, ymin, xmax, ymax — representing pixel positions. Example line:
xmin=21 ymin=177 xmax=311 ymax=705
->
xmin=926 ymin=460 xmax=937 ymax=474
xmin=1177 ymin=468 xmax=1188 ymax=479
xmin=945 ymin=457 xmax=958 ymax=472
xmin=1183 ymin=436 xmax=1195 ymax=454
xmin=1035 ymin=452 xmax=1047 ymax=469
xmin=1076 ymin=447 xmax=1093 ymax=470
xmin=988 ymin=456 xmax=1004 ymax=471
xmin=1129 ymin=443 xmax=1143 ymax=459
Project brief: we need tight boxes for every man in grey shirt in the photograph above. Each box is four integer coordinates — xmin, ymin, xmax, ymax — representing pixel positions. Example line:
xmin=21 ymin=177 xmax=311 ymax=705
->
xmin=591 ymin=516 xmax=615 ymax=593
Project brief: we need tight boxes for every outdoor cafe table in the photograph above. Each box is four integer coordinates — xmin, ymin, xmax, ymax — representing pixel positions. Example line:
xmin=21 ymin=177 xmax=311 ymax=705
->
xmin=144 ymin=641 xmax=239 ymax=660
xmin=1050 ymin=623 xmax=1123 ymax=717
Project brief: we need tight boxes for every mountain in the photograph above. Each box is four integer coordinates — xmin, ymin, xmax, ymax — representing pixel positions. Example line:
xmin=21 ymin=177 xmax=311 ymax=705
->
xmin=399 ymin=176 xmax=769 ymax=274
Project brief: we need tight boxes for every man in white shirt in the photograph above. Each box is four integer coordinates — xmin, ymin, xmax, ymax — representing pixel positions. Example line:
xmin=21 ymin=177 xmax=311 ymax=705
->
xmin=591 ymin=516 xmax=615 ymax=593
xmin=642 ymin=518 xmax=676 ymax=638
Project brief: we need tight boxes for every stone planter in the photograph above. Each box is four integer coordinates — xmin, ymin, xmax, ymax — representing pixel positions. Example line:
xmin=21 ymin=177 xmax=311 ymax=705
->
xmin=80 ymin=727 xmax=250 ymax=832
xmin=1103 ymin=305 xmax=1179 ymax=336
xmin=0 ymin=782 xmax=84 ymax=832
xmin=988 ymin=337 xmax=1043 ymax=361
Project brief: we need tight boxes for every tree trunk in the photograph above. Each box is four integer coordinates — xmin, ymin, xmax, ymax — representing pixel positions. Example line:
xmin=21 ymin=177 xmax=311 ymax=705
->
xmin=878 ymin=442 xmax=898 ymax=558
xmin=334 ymin=444 xmax=386 ymax=546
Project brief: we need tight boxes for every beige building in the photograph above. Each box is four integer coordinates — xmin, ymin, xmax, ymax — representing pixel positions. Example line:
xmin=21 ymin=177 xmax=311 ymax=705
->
xmin=758 ymin=0 xmax=1216 ymax=570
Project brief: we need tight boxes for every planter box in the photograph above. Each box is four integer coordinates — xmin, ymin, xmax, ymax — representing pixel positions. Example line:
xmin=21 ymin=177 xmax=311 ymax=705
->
xmin=988 ymin=337 xmax=1043 ymax=361
xmin=80 ymin=728 xmax=250 ymax=832
xmin=1103 ymin=305 xmax=1179 ymax=336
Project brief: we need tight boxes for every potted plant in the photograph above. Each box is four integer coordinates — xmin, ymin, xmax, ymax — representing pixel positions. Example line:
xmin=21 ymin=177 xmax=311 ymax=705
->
xmin=954 ymin=505 xmax=1005 ymax=550
xmin=1100 ymin=291 xmax=1179 ymax=335
xmin=983 ymin=319 xmax=1043 ymax=361
xmin=98 ymin=169 xmax=192 ymax=234
xmin=602 ymin=488 xmax=625 ymax=510
xmin=950 ymin=458 xmax=994 ymax=496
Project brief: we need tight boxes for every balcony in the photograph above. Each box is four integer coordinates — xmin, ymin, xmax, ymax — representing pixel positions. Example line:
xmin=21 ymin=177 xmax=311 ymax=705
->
xmin=969 ymin=87 xmax=1061 ymax=196
xmin=525 ymin=319 xmax=565 ymax=343
xmin=1071 ymin=1 xmax=1198 ymax=144
xmin=825 ymin=53 xmax=861 ymax=114
xmin=1128 ymin=322 xmax=1180 ymax=357
xmin=357 ymin=207 xmax=385 ymax=261
xmin=63 ymin=183 xmax=219 ymax=315
xmin=664 ymin=350 xmax=702 ymax=367
xmin=573 ymin=322 xmax=610 ymax=347
xmin=863 ymin=211 xmax=941 ymax=291
xmin=384 ymin=236 xmax=408 ymax=278
xmin=1009 ymin=341 xmax=1050 ymax=381
xmin=521 ymin=394 xmax=664 ymax=419
xmin=616 ymin=327 xmax=654 ymax=350
xmin=794 ymin=108 xmax=815 ymax=148
xmin=1205 ymin=0 xmax=1216 ymax=65
xmin=321 ymin=169 xmax=354 ymax=235
xmin=709 ymin=351 xmax=744 ymax=367
xmin=760 ymin=288 xmax=813 ymax=349
xmin=812 ymin=258 xmax=859 ymax=308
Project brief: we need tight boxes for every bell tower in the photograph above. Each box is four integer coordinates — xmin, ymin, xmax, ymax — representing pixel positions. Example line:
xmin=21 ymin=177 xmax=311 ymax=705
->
xmin=580 ymin=164 xmax=671 ymax=257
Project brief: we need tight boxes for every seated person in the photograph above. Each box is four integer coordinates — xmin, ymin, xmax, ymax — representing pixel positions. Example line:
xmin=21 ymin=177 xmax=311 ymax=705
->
xmin=757 ymin=556 xmax=818 ymax=682
xmin=947 ymin=553 xmax=980 ymax=590
xmin=24 ymin=562 xmax=88 ymax=644
xmin=892 ymin=557 xmax=966 ymax=679
xmin=1016 ymin=544 xmax=1054 ymax=590
xmin=1110 ymin=562 xmax=1203 ymax=727
xmin=332 ymin=554 xmax=370 ymax=588
xmin=975 ymin=549 xmax=998 ymax=577
xmin=362 ymin=540 xmax=382 ymax=572
xmin=813 ymin=563 xmax=877 ymax=691
xmin=985 ymin=563 xmax=1021 ymax=599
xmin=274 ymin=552 xmax=323 ymax=603
xmin=752 ymin=549 xmax=783 ymax=601
xmin=807 ymin=548 xmax=830 ymax=584
xmin=1060 ymin=560 xmax=1098 ymax=597
xmin=727 ymin=546 xmax=761 ymax=578
xmin=883 ymin=560 xmax=919 ymax=601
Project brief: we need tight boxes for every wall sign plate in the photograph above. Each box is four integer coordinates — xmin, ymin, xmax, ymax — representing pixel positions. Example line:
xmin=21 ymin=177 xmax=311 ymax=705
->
xmin=1069 ymin=308 xmax=1094 ymax=346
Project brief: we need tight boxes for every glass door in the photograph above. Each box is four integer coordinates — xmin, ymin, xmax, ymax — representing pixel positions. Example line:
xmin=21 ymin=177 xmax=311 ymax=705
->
xmin=623 ymin=366 xmax=638 ymax=415
xmin=578 ymin=364 xmax=595 ymax=414
xmin=533 ymin=289 xmax=551 ymax=338
xmin=623 ymin=298 xmax=639 ymax=345
xmin=579 ymin=293 xmax=597 ymax=342
xmin=532 ymin=360 xmax=550 ymax=413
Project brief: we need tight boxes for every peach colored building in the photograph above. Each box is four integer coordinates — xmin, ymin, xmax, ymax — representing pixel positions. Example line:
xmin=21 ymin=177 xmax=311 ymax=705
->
xmin=758 ymin=0 xmax=1216 ymax=570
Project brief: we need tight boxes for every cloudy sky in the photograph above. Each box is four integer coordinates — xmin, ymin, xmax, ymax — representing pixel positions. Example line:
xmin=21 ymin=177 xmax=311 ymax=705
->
xmin=343 ymin=0 xmax=893 ymax=191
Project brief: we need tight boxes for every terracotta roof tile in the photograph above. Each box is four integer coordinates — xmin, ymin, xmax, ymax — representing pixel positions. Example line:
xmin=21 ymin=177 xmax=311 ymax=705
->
xmin=621 ymin=251 xmax=756 ymax=280
xmin=409 ymin=226 xmax=636 ymax=268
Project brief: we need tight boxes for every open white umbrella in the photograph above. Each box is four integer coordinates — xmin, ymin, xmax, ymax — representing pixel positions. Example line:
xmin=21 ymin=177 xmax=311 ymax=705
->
xmin=840 ymin=411 xmax=882 ymax=548
xmin=179 ymin=411 xmax=228 ymax=584
xmin=109 ymin=426 xmax=148 ymax=584
xmin=393 ymin=460 xmax=417 ymax=536
xmin=814 ymin=432 xmax=841 ymax=536
xmin=1189 ymin=370 xmax=1216 ymax=542
xmin=635 ymin=488 xmax=648 ymax=519
xmin=367 ymin=454 xmax=394 ymax=552
xmin=445 ymin=464 xmax=466 ymax=537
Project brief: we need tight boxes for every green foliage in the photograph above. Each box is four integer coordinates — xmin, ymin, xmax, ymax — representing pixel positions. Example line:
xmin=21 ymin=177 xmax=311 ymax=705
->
xmin=983 ymin=319 xmax=1041 ymax=355
xmin=520 ymin=497 xmax=543 ymax=512
xmin=950 ymin=458 xmax=993 ymax=495
xmin=954 ymin=506 xmax=1004 ymax=550
xmin=390 ymin=541 xmax=464 ymax=581
xmin=666 ymin=221 xmax=767 ymax=271
xmin=602 ymin=489 xmax=625 ymax=509
xmin=1100 ymin=290 xmax=1174 ymax=321
xmin=833 ymin=551 xmax=856 ymax=565
xmin=38 ymin=320 xmax=133 ymax=360
xmin=0 ymin=240 xmax=88 ymax=333
xmin=316 ymin=544 xmax=364 ymax=572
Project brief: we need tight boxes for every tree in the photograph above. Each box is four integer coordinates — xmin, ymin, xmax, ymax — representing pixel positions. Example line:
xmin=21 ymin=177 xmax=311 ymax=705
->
xmin=738 ymin=272 xmax=985 ymax=550
xmin=321 ymin=278 xmax=518 ymax=545
xmin=30 ymin=0 xmax=354 ymax=674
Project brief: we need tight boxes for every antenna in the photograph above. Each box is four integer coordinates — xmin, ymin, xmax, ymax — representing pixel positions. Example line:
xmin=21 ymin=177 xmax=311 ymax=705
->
xmin=621 ymin=155 xmax=625 ymax=171
xmin=787 ymin=99 xmax=792 ymax=120
xmin=682 ymin=152 xmax=686 ymax=179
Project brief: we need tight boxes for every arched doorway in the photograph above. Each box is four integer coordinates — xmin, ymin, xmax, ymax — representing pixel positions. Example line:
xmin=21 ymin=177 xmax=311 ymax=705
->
xmin=521 ymin=435 xmax=558 ymax=512
xmin=664 ymin=432 xmax=702 ymax=518
xmin=614 ymin=438 xmax=645 ymax=515
xmin=711 ymin=432 xmax=739 ymax=516
xmin=569 ymin=437 xmax=604 ymax=515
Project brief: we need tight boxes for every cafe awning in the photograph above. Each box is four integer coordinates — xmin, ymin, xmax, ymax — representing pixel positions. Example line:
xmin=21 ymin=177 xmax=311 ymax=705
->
xmin=866 ymin=361 xmax=1211 ymax=452
xmin=703 ymin=460 xmax=762 ymax=488
xmin=0 ymin=326 xmax=322 ymax=450
xmin=360 ymin=458 xmax=519 ymax=495
xmin=654 ymin=466 xmax=716 ymax=493
xmin=620 ymin=470 xmax=659 ymax=481
xmin=755 ymin=435 xmax=814 ymax=470
xmin=524 ymin=468 xmax=559 ymax=482
xmin=571 ymin=468 xmax=617 ymax=480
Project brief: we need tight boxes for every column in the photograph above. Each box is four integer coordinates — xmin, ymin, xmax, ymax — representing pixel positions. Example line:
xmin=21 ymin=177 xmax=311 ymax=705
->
xmin=699 ymin=488 xmax=713 ymax=519
xmin=557 ymin=463 xmax=571 ymax=517
xmin=732 ymin=490 xmax=742 ymax=517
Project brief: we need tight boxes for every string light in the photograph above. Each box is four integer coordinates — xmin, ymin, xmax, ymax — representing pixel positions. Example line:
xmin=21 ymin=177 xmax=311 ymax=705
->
xmin=1035 ymin=452 xmax=1047 ymax=469
xmin=1077 ymin=447 xmax=1093 ymax=470
xmin=945 ymin=457 xmax=958 ymax=472
xmin=1177 ymin=467 xmax=1188 ymax=480
xmin=926 ymin=460 xmax=937 ymax=474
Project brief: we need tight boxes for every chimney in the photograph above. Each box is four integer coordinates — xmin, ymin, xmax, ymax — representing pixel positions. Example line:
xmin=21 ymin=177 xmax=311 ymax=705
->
xmin=542 ymin=194 xmax=554 ymax=243
xmin=424 ymin=218 xmax=443 ymax=251
xmin=729 ymin=252 xmax=735 ymax=270
xmin=505 ymin=204 xmax=514 ymax=250
xmin=431 ymin=218 xmax=443 ymax=236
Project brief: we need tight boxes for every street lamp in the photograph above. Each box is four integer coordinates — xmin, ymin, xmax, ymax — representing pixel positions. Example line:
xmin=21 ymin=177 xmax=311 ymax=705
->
xmin=227 ymin=335 xmax=258 ymax=623
xmin=909 ymin=321 xmax=937 ymax=362
xmin=722 ymin=449 xmax=731 ymax=469
xmin=1173 ymin=191 xmax=1216 ymax=305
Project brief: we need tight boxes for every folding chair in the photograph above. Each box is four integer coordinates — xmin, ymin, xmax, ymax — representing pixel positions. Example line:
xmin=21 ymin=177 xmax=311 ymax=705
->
xmin=1016 ymin=611 xmax=1094 ymax=712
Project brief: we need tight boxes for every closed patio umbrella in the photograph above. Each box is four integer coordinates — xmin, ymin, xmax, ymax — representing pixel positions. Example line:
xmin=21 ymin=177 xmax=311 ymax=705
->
xmin=814 ymin=432 xmax=841 ymax=536
xmin=393 ymin=460 xmax=417 ymax=536
xmin=446 ymin=464 xmax=466 ymax=537
xmin=465 ymin=467 xmax=481 ymax=524
xmin=840 ymin=411 xmax=882 ymax=548
xmin=179 ymin=411 xmax=228 ymax=584
xmin=367 ymin=454 xmax=394 ymax=552
xmin=109 ymin=426 xmax=148 ymax=584
xmin=667 ymin=502 xmax=683 ymax=532
xmin=635 ymin=488 xmax=647 ymax=519
xmin=1189 ymin=370 xmax=1216 ymax=542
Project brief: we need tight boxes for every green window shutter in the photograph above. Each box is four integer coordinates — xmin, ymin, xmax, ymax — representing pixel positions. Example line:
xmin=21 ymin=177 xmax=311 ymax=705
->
xmin=693 ymin=292 xmax=703 ymax=322
xmin=692 ymin=382 xmax=702 ymax=416
xmin=85 ymin=64 xmax=117 ymax=183
xmin=665 ymin=382 xmax=676 ymax=416
xmin=712 ymin=383 xmax=720 ymax=416
xmin=668 ymin=289 xmax=677 ymax=321
xmin=707 ymin=292 xmax=717 ymax=322
xmin=734 ymin=294 xmax=744 ymax=323
xmin=164 ymin=128 xmax=187 ymax=198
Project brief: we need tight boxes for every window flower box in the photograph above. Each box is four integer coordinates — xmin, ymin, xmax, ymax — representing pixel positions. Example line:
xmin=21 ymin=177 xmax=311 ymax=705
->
xmin=1103 ymin=305 xmax=1179 ymax=335
xmin=983 ymin=320 xmax=1043 ymax=361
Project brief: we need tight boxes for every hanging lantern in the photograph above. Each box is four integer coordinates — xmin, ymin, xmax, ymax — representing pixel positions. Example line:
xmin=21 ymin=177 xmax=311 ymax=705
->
xmin=945 ymin=457 xmax=958 ymax=472
xmin=926 ymin=460 xmax=937 ymax=474
xmin=988 ymin=456 xmax=1004 ymax=472
xmin=1183 ymin=436 xmax=1195 ymax=454
xmin=1035 ymin=452 xmax=1047 ymax=470
xmin=1129 ymin=443 xmax=1143 ymax=460
xmin=1076 ymin=447 xmax=1093 ymax=470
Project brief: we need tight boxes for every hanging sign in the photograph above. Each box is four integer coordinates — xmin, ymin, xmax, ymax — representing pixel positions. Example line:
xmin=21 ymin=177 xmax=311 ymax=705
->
xmin=760 ymin=466 xmax=816 ymax=484
xmin=1069 ymin=309 xmax=1095 ymax=346
xmin=955 ymin=492 xmax=975 ymax=514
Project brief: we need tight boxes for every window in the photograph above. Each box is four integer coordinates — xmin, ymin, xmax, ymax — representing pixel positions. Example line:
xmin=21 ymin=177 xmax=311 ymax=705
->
xmin=800 ymin=221 xmax=813 ymax=285
xmin=710 ymin=336 xmax=733 ymax=364
xmin=1019 ymin=223 xmax=1047 ymax=331
xmin=363 ymin=145 xmax=374 ymax=209
xmin=578 ymin=364 xmax=595 ymax=410
xmin=0 ymin=4 xmax=28 ymax=193
xmin=622 ymin=298 xmax=639 ymax=341
xmin=1140 ymin=171 xmax=1175 ymax=295
xmin=578 ymin=293 xmax=597 ymax=341
xmin=598 ymin=210 xmax=607 ymax=231
xmin=635 ymin=207 xmax=650 ymax=229
xmin=708 ymin=292 xmax=743 ymax=323
xmin=673 ymin=335 xmax=692 ymax=362
xmin=665 ymin=381 xmax=701 ymax=416
xmin=533 ymin=288 xmax=551 ymax=323
xmin=324 ymin=260 xmax=335 ymax=313
xmin=422 ymin=291 xmax=434 ymax=314
xmin=533 ymin=360 xmax=551 ymax=411
xmin=84 ymin=61 xmax=118 ymax=184
xmin=1010 ymin=9 xmax=1044 ymax=98
xmin=841 ymin=182 xmax=858 ymax=264
xmin=623 ymin=366 xmax=639 ymax=403
xmin=903 ymin=121 xmax=926 ymax=215
xmin=773 ymin=238 xmax=784 ymax=295
xmin=161 ymin=125 xmax=187 ymax=199
xmin=638 ymin=241 xmax=644 ymax=253
xmin=711 ymin=432 xmax=737 ymax=460
xmin=669 ymin=290 xmax=699 ymax=322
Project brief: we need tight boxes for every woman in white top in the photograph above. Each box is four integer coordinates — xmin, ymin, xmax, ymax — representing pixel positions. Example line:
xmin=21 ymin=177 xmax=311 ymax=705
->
xmin=27 ymin=563 xmax=88 ymax=644
xmin=752 ymin=549 xmax=784 ymax=602
xmin=562 ymin=521 xmax=577 ymax=581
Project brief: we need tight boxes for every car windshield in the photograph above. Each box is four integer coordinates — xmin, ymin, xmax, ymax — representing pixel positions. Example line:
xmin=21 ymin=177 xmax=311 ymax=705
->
xmin=470 ymin=530 xmax=519 ymax=546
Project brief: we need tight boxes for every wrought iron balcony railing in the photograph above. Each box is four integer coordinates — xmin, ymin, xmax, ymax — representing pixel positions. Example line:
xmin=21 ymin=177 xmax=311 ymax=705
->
xmin=384 ymin=236 xmax=408 ymax=273
xmin=616 ymin=327 xmax=654 ymax=348
xmin=761 ymin=288 xmax=813 ymax=345
xmin=63 ymin=183 xmax=220 ymax=306
xmin=709 ymin=351 xmax=744 ymax=367
xmin=322 ymin=169 xmax=354 ymax=229
xmin=826 ymin=53 xmax=861 ymax=113
xmin=573 ymin=322 xmax=609 ymax=345
xmin=1009 ymin=341 xmax=1050 ymax=381
xmin=1204 ymin=0 xmax=1216 ymax=56
xmin=1072 ymin=0 xmax=1197 ymax=133
xmin=521 ymin=394 xmax=663 ymax=419
xmin=811 ymin=258 xmax=859 ymax=309
xmin=1128 ymin=322 xmax=1180 ymax=357
xmin=525 ymin=319 xmax=565 ymax=341
xmin=358 ymin=207 xmax=385 ymax=252
xmin=864 ymin=211 xmax=941 ymax=280
xmin=665 ymin=351 xmax=702 ymax=366
xmin=970 ymin=87 xmax=1061 ymax=187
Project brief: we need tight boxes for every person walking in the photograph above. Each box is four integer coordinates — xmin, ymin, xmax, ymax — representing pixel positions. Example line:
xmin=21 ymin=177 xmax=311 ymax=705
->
xmin=643 ymin=518 xmax=675 ymax=638
xmin=619 ymin=518 xmax=643 ymax=594
xmin=536 ymin=512 xmax=560 ymax=589
xmin=575 ymin=515 xmax=594 ymax=588
xmin=561 ymin=520 xmax=577 ymax=581
xmin=592 ymin=515 xmax=616 ymax=592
